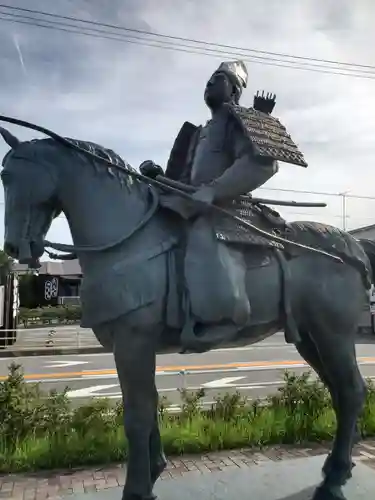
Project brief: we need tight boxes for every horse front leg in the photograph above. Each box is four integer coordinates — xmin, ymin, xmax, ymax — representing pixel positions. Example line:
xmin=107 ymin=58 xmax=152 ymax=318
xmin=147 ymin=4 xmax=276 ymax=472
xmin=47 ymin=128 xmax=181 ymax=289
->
xmin=114 ymin=325 xmax=159 ymax=500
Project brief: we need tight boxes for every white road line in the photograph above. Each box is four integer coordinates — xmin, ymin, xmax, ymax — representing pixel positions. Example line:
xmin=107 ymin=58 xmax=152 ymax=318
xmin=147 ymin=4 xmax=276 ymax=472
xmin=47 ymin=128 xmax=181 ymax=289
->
xmin=45 ymin=361 xmax=90 ymax=368
xmin=68 ymin=384 xmax=281 ymax=400
xmin=55 ymin=373 xmax=375 ymax=400
xmin=5 ymin=358 xmax=375 ymax=385
xmin=66 ymin=384 xmax=119 ymax=398
xmin=65 ymin=380 xmax=285 ymax=399
xmin=202 ymin=376 xmax=246 ymax=388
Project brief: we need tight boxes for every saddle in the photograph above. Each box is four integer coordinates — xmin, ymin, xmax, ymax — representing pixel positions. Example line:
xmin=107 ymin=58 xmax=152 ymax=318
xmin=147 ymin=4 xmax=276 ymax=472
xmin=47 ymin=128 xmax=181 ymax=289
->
xmin=213 ymin=201 xmax=371 ymax=288
xmin=213 ymin=195 xmax=288 ymax=248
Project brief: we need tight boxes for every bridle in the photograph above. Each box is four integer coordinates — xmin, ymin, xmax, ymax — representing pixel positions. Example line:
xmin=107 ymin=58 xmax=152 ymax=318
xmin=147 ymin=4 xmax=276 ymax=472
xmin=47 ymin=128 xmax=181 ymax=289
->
xmin=0 ymin=114 xmax=343 ymax=263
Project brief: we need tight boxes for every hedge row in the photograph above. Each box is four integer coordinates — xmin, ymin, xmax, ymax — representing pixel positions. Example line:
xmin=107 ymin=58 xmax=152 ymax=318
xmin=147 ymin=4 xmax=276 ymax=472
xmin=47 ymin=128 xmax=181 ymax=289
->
xmin=1 ymin=364 xmax=375 ymax=472
xmin=18 ymin=305 xmax=81 ymax=327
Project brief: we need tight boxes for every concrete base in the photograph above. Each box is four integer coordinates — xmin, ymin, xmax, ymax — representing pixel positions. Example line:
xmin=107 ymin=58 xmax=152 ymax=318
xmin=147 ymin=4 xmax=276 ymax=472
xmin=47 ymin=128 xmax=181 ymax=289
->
xmin=68 ymin=456 xmax=375 ymax=500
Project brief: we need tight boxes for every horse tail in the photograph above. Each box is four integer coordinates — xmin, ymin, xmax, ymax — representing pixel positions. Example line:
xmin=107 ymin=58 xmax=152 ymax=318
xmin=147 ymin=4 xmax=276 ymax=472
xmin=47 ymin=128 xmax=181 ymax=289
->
xmin=0 ymin=127 xmax=20 ymax=149
xmin=358 ymin=238 xmax=375 ymax=285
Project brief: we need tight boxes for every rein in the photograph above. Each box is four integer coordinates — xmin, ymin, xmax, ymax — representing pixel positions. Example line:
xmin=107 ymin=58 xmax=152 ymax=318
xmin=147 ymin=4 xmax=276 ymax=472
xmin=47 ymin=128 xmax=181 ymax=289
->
xmin=0 ymin=114 xmax=343 ymax=264
xmin=44 ymin=187 xmax=159 ymax=257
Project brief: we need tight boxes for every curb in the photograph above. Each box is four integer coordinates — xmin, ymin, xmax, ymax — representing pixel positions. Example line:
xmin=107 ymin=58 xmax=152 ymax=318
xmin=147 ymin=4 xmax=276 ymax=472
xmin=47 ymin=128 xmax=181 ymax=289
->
xmin=1 ymin=441 xmax=375 ymax=499
xmin=0 ymin=346 xmax=105 ymax=358
xmin=1 ymin=331 xmax=373 ymax=358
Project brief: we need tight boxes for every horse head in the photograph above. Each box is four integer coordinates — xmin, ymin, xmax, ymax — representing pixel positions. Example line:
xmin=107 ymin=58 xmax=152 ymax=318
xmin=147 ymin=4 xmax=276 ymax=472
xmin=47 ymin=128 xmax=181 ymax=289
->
xmin=0 ymin=133 xmax=60 ymax=267
xmin=0 ymin=128 xmax=160 ymax=269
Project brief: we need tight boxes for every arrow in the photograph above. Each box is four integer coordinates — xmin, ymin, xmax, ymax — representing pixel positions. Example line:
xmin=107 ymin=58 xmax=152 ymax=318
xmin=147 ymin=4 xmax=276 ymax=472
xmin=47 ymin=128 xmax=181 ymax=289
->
xmin=202 ymin=376 xmax=246 ymax=388
xmin=45 ymin=360 xmax=90 ymax=368
xmin=66 ymin=384 xmax=119 ymax=398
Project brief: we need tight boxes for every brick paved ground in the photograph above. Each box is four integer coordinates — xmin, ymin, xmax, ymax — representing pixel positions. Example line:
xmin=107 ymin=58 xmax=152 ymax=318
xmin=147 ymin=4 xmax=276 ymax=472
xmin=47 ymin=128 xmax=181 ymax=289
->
xmin=1 ymin=440 xmax=375 ymax=500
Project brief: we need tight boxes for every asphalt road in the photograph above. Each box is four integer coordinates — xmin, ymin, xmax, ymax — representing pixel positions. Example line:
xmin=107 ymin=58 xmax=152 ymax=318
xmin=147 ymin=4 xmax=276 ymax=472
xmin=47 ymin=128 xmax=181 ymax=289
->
xmin=2 ymin=332 xmax=375 ymax=409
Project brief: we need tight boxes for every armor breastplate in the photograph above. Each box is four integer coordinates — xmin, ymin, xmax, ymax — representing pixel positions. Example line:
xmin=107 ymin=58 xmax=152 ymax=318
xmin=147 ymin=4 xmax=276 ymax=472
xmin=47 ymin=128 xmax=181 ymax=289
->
xmin=190 ymin=112 xmax=232 ymax=186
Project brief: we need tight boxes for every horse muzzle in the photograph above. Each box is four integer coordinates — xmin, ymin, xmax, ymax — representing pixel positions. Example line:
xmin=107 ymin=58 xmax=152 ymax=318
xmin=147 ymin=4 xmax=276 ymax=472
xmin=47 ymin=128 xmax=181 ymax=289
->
xmin=4 ymin=239 xmax=42 ymax=268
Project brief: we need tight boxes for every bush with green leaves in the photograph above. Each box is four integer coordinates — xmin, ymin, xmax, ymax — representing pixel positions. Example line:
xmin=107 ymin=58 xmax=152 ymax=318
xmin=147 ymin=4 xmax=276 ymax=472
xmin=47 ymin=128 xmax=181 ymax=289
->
xmin=1 ymin=363 xmax=375 ymax=472
xmin=18 ymin=305 xmax=81 ymax=327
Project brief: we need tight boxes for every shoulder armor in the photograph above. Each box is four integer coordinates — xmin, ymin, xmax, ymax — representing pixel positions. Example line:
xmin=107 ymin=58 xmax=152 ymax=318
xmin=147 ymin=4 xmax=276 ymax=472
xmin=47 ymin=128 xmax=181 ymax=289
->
xmin=224 ymin=104 xmax=308 ymax=168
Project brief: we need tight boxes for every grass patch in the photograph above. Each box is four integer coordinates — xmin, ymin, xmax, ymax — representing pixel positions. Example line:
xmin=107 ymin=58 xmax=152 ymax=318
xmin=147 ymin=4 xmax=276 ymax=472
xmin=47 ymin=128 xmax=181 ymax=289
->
xmin=1 ymin=364 xmax=375 ymax=472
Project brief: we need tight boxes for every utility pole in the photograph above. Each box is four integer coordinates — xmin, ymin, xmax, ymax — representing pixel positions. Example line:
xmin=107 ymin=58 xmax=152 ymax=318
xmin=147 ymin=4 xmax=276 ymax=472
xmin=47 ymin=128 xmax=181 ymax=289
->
xmin=339 ymin=191 xmax=349 ymax=231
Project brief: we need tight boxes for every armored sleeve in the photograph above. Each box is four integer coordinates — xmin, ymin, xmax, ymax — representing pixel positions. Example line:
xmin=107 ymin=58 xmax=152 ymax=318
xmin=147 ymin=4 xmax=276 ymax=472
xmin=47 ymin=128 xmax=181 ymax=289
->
xmin=209 ymin=119 xmax=278 ymax=202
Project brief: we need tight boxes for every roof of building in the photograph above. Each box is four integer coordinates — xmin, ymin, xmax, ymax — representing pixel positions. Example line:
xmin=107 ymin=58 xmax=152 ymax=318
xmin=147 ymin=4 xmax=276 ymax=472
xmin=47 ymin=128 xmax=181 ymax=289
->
xmin=13 ymin=259 xmax=82 ymax=276
xmin=348 ymin=224 xmax=375 ymax=235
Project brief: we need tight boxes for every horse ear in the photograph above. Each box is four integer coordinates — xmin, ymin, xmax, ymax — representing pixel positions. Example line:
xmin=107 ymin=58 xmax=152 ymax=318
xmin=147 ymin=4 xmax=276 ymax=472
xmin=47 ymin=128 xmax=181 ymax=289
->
xmin=0 ymin=127 xmax=20 ymax=149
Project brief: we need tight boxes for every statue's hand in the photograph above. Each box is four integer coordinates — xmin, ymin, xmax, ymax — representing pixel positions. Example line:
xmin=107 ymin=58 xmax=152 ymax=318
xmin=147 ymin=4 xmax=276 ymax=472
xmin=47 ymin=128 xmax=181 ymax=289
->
xmin=159 ymin=185 xmax=215 ymax=220
xmin=190 ymin=185 xmax=215 ymax=213
xmin=159 ymin=194 xmax=196 ymax=219
xmin=139 ymin=160 xmax=164 ymax=179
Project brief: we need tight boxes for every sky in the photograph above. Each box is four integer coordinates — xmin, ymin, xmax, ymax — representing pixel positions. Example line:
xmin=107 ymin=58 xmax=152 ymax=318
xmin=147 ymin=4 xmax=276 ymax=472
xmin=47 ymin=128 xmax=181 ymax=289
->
xmin=1 ymin=0 xmax=375 ymax=250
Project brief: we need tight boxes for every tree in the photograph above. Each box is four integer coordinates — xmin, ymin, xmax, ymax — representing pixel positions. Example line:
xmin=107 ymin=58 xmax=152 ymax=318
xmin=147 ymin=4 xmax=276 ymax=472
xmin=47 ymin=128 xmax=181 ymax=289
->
xmin=0 ymin=249 xmax=17 ymax=347
xmin=0 ymin=249 xmax=13 ymax=284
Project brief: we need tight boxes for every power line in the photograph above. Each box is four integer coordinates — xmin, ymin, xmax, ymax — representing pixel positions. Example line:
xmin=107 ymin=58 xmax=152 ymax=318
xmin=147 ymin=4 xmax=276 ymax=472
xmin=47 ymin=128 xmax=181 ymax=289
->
xmin=1 ymin=3 xmax=375 ymax=72
xmin=1 ymin=12 xmax=375 ymax=80
xmin=6 ymin=9 xmax=374 ymax=75
xmin=1 ymin=15 xmax=374 ymax=81
xmin=258 ymin=187 xmax=375 ymax=200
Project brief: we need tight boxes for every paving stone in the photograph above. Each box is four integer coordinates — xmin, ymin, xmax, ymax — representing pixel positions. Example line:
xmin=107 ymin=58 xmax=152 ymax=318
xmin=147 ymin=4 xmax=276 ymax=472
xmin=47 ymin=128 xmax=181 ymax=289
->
xmin=3 ymin=439 xmax=375 ymax=499
xmin=67 ymin=455 xmax=375 ymax=500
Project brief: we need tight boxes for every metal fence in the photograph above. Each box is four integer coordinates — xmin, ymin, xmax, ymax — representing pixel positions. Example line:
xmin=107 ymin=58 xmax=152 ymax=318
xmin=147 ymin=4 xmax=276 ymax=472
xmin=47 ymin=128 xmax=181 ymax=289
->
xmin=0 ymin=326 xmax=101 ymax=354
xmin=0 ymin=321 xmax=374 ymax=357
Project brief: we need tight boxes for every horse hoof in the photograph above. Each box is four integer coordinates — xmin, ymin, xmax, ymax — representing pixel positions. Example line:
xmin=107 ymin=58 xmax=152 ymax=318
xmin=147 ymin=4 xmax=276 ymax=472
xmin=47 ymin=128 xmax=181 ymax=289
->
xmin=322 ymin=454 xmax=354 ymax=483
xmin=312 ymin=485 xmax=346 ymax=500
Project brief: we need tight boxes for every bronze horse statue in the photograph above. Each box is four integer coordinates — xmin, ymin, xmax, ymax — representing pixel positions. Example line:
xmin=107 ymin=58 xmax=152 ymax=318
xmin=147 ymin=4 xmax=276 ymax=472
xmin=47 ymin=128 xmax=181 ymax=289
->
xmin=1 ymin=120 xmax=374 ymax=500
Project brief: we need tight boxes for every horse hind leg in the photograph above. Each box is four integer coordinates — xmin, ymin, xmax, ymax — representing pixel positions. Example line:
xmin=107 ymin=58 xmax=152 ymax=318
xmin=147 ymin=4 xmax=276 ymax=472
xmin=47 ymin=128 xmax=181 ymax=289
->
xmin=295 ymin=331 xmax=361 ymax=450
xmin=302 ymin=323 xmax=366 ymax=500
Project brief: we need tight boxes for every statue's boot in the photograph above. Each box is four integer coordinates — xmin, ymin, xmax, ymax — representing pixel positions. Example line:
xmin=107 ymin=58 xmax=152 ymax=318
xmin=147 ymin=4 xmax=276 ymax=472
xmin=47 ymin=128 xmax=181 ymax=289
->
xmin=180 ymin=317 xmax=241 ymax=353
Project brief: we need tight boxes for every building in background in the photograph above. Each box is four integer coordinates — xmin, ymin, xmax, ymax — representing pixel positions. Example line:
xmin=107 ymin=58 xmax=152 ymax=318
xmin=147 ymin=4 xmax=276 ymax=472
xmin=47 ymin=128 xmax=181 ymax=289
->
xmin=349 ymin=224 xmax=375 ymax=334
xmin=349 ymin=224 xmax=375 ymax=241
xmin=0 ymin=272 xmax=18 ymax=347
xmin=14 ymin=260 xmax=82 ymax=308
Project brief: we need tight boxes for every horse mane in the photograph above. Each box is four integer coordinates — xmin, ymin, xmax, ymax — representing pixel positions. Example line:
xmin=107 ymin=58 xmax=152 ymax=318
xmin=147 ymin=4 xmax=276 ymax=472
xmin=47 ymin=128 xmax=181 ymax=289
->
xmin=66 ymin=139 xmax=131 ymax=170
xmin=42 ymin=137 xmax=137 ymax=188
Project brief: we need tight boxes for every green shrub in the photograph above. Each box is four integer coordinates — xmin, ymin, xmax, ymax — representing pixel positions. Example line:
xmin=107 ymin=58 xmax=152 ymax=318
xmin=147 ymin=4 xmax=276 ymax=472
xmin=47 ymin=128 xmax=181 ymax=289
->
xmin=1 ymin=363 xmax=375 ymax=472
xmin=18 ymin=305 xmax=81 ymax=327
xmin=64 ymin=305 xmax=81 ymax=323
xmin=0 ymin=363 xmax=71 ymax=450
